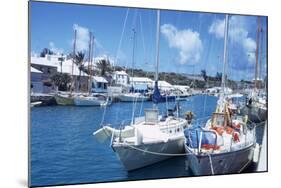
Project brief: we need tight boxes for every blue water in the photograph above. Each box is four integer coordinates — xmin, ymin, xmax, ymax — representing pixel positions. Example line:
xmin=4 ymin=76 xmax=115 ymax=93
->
xmin=30 ymin=95 xmax=262 ymax=187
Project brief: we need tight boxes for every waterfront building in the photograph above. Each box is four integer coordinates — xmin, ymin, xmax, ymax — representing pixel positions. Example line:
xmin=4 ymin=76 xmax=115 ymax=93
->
xmin=112 ymin=71 xmax=129 ymax=87
xmin=92 ymin=76 xmax=108 ymax=93
xmin=30 ymin=54 xmax=89 ymax=92
xmin=129 ymin=77 xmax=153 ymax=88
xmin=31 ymin=67 xmax=44 ymax=94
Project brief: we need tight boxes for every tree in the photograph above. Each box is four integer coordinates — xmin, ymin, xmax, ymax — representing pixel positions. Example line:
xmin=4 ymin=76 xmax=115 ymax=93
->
xmin=216 ymin=72 xmax=222 ymax=81
xmin=97 ymin=59 xmax=112 ymax=77
xmin=40 ymin=48 xmax=54 ymax=57
xmin=58 ymin=54 xmax=65 ymax=73
xmin=73 ymin=51 xmax=85 ymax=90
xmin=201 ymin=69 xmax=207 ymax=82
xmin=51 ymin=73 xmax=72 ymax=91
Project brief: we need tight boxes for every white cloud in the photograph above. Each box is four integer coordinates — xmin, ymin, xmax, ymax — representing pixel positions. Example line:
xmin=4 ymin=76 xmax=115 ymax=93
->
xmin=161 ymin=24 xmax=203 ymax=65
xmin=208 ymin=16 xmax=256 ymax=64
xmin=209 ymin=19 xmax=225 ymax=39
xmin=73 ymin=24 xmax=90 ymax=52
xmin=49 ymin=41 xmax=64 ymax=55
xmin=72 ymin=24 xmax=104 ymax=57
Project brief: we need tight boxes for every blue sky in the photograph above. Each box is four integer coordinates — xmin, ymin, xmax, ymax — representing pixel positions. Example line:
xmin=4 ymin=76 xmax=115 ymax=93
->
xmin=30 ymin=1 xmax=267 ymax=81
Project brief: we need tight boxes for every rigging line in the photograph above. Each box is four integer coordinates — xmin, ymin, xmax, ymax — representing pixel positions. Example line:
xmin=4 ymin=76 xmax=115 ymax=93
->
xmin=139 ymin=12 xmax=147 ymax=64
xmin=114 ymin=8 xmax=130 ymax=68
xmin=100 ymin=103 xmax=108 ymax=127
xmin=202 ymin=15 xmax=217 ymax=116
xmin=138 ymin=70 xmax=149 ymax=117
xmin=122 ymin=143 xmax=195 ymax=156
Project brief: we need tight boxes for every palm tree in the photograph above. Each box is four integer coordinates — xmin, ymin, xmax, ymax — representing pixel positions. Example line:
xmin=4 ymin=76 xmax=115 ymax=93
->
xmin=97 ymin=59 xmax=112 ymax=77
xmin=51 ymin=73 xmax=72 ymax=91
xmin=201 ymin=69 xmax=207 ymax=82
xmin=73 ymin=51 xmax=85 ymax=90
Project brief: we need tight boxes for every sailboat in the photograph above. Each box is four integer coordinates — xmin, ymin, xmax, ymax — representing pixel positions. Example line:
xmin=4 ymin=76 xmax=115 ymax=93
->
xmin=73 ymin=32 xmax=112 ymax=107
xmin=93 ymin=10 xmax=190 ymax=171
xmin=241 ymin=17 xmax=267 ymax=123
xmin=184 ymin=15 xmax=256 ymax=176
xmin=54 ymin=30 xmax=77 ymax=105
xmin=118 ymin=29 xmax=149 ymax=102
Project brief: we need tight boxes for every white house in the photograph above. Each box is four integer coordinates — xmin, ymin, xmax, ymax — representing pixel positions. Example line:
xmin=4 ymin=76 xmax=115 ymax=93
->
xmin=31 ymin=54 xmax=87 ymax=76
xmin=129 ymin=77 xmax=154 ymax=88
xmin=91 ymin=76 xmax=108 ymax=93
xmin=31 ymin=54 xmax=91 ymax=92
xmin=31 ymin=67 xmax=44 ymax=94
xmin=112 ymin=71 xmax=129 ymax=87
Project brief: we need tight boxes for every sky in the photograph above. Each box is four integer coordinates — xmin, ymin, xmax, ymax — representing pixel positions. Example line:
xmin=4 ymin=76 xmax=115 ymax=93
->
xmin=30 ymin=1 xmax=268 ymax=81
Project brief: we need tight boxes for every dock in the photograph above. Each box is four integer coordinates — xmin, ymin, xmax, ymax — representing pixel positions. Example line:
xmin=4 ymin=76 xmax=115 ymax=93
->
xmin=257 ymin=121 xmax=267 ymax=171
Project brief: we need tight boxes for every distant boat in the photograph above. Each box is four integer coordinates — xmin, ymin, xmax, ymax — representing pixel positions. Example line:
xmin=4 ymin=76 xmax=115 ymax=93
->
xmin=55 ymin=29 xmax=77 ymax=106
xmin=94 ymin=10 xmax=190 ymax=171
xmin=54 ymin=93 xmax=74 ymax=105
xmin=240 ymin=17 xmax=267 ymax=123
xmin=117 ymin=93 xmax=149 ymax=102
xmin=241 ymin=92 xmax=267 ymax=123
xmin=30 ymin=101 xmax=42 ymax=107
xmin=73 ymin=32 xmax=112 ymax=107
xmin=74 ymin=94 xmax=111 ymax=106
xmin=184 ymin=15 xmax=256 ymax=176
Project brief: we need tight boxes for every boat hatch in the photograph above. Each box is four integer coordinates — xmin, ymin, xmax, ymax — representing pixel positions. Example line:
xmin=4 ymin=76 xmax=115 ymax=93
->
xmin=144 ymin=109 xmax=159 ymax=125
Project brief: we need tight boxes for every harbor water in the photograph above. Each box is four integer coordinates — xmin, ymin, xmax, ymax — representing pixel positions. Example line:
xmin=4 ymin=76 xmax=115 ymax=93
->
xmin=30 ymin=95 xmax=265 ymax=187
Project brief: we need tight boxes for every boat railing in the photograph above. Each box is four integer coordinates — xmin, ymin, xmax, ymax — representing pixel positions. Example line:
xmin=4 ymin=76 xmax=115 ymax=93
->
xmin=117 ymin=119 xmax=132 ymax=142
xmin=193 ymin=126 xmax=218 ymax=155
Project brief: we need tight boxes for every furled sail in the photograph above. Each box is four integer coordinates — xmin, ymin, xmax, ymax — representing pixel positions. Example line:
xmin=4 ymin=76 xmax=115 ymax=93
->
xmin=152 ymin=81 xmax=161 ymax=104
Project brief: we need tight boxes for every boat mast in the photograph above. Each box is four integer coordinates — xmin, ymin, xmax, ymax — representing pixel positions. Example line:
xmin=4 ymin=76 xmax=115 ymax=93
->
xmin=131 ymin=29 xmax=136 ymax=90
xmin=71 ymin=29 xmax=77 ymax=95
xmin=255 ymin=17 xmax=261 ymax=90
xmin=152 ymin=9 xmax=161 ymax=109
xmin=155 ymin=10 xmax=160 ymax=83
xmin=220 ymin=14 xmax=229 ymax=104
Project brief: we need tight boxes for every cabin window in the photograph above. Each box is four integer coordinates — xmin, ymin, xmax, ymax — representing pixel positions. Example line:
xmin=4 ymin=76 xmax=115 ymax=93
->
xmin=98 ymin=82 xmax=102 ymax=88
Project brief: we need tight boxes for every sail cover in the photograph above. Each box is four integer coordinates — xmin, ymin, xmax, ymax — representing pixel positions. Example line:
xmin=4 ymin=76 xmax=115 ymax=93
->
xmin=152 ymin=81 xmax=161 ymax=104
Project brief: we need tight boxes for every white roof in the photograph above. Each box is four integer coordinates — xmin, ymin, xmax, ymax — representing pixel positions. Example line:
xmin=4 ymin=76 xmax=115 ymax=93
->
xmin=158 ymin=80 xmax=172 ymax=88
xmin=93 ymin=76 xmax=108 ymax=83
xmin=130 ymin=77 xmax=153 ymax=82
xmin=114 ymin=71 xmax=128 ymax=75
xmin=174 ymin=85 xmax=190 ymax=89
xmin=31 ymin=67 xmax=42 ymax=73
xmin=31 ymin=55 xmax=88 ymax=76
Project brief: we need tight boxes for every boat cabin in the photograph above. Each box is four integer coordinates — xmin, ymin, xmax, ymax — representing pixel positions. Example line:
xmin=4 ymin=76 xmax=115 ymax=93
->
xmin=144 ymin=109 xmax=159 ymax=125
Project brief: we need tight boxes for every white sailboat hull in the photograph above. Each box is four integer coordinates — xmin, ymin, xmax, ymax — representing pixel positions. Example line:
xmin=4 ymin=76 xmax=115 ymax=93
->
xmin=118 ymin=94 xmax=149 ymax=102
xmin=112 ymin=137 xmax=185 ymax=171
xmin=185 ymin=144 xmax=255 ymax=176
xmin=74 ymin=96 xmax=107 ymax=106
